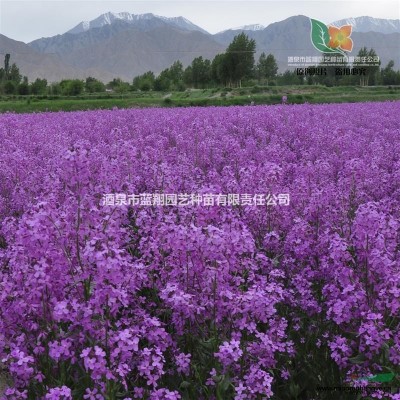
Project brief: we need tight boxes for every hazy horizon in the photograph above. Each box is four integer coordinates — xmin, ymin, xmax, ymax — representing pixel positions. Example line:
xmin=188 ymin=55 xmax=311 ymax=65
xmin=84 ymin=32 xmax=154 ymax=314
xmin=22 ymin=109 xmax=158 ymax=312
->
xmin=0 ymin=0 xmax=399 ymax=43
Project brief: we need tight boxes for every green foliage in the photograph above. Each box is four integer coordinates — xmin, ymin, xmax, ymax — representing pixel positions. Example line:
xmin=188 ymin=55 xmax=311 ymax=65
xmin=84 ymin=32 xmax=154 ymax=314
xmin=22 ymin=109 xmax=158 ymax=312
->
xmin=132 ymin=71 xmax=155 ymax=91
xmin=175 ymin=80 xmax=186 ymax=92
xmin=211 ymin=54 xmax=228 ymax=86
xmin=8 ymin=63 xmax=21 ymax=84
xmin=277 ymin=70 xmax=304 ymax=86
xmin=60 ymin=79 xmax=84 ymax=96
xmin=154 ymin=74 xmax=171 ymax=92
xmin=168 ymin=61 xmax=184 ymax=86
xmin=257 ymin=53 xmax=278 ymax=84
xmin=18 ymin=77 xmax=30 ymax=95
xmin=251 ymin=85 xmax=262 ymax=94
xmin=49 ymin=83 xmax=62 ymax=96
xmin=353 ymin=47 xmax=380 ymax=86
xmin=4 ymin=54 xmax=10 ymax=77
xmin=0 ymin=86 xmax=398 ymax=113
xmin=183 ymin=66 xmax=193 ymax=86
xmin=106 ymin=78 xmax=130 ymax=93
xmin=3 ymin=80 xmax=17 ymax=95
xmin=85 ymin=77 xmax=105 ymax=93
xmin=163 ymin=97 xmax=173 ymax=105
xmin=0 ymin=55 xmax=23 ymax=95
xmin=154 ymin=61 xmax=185 ymax=91
xmin=31 ymin=78 xmax=48 ymax=95
xmin=381 ymin=60 xmax=400 ymax=85
xmin=224 ymin=33 xmax=256 ymax=87
xmin=188 ymin=56 xmax=211 ymax=88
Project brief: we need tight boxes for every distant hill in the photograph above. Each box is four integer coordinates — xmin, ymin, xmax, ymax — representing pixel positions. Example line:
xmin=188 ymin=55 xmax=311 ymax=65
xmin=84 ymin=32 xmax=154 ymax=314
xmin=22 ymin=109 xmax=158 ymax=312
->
xmin=0 ymin=34 xmax=115 ymax=82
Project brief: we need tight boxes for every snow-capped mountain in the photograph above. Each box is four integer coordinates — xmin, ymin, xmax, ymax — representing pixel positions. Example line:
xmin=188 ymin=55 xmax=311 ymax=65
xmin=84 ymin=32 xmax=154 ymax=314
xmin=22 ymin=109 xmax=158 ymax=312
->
xmin=158 ymin=16 xmax=208 ymax=33
xmin=67 ymin=12 xmax=140 ymax=34
xmin=231 ymin=24 xmax=265 ymax=31
xmin=218 ymin=24 xmax=265 ymax=34
xmin=67 ymin=12 xmax=209 ymax=35
xmin=330 ymin=16 xmax=400 ymax=34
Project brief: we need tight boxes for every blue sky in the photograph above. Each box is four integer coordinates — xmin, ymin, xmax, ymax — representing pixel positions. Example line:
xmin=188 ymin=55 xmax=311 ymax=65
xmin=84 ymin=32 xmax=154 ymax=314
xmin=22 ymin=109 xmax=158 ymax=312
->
xmin=0 ymin=0 xmax=399 ymax=42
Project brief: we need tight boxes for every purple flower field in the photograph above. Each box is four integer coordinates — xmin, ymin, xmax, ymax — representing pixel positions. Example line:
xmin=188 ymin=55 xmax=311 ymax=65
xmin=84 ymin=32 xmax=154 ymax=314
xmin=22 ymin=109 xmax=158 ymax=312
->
xmin=0 ymin=102 xmax=399 ymax=399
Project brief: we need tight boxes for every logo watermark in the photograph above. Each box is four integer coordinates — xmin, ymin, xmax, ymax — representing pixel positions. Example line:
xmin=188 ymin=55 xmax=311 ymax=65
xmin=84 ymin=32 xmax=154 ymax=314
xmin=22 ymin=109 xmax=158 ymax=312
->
xmin=287 ymin=19 xmax=379 ymax=68
xmin=316 ymin=386 xmax=394 ymax=395
xmin=310 ymin=19 xmax=353 ymax=56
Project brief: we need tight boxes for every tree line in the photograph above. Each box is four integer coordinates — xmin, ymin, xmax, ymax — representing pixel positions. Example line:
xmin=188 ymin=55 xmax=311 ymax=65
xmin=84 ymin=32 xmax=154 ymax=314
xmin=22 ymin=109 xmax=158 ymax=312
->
xmin=132 ymin=33 xmax=278 ymax=91
xmin=1 ymin=33 xmax=399 ymax=96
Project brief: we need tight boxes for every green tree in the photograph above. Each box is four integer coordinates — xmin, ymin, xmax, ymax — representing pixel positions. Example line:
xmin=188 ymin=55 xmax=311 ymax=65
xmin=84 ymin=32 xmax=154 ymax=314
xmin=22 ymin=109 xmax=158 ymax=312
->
xmin=0 ymin=60 xmax=21 ymax=95
xmin=154 ymin=69 xmax=171 ymax=91
xmin=60 ymin=79 xmax=84 ymax=95
xmin=49 ymin=82 xmax=62 ymax=95
xmin=9 ymin=63 xmax=21 ymax=84
xmin=381 ymin=60 xmax=399 ymax=85
xmin=224 ymin=33 xmax=256 ymax=87
xmin=168 ymin=61 xmax=184 ymax=85
xmin=153 ymin=64 xmax=185 ymax=91
xmin=190 ymin=56 xmax=211 ymax=88
xmin=4 ymin=54 xmax=10 ymax=79
xmin=353 ymin=47 xmax=380 ymax=86
xmin=211 ymin=54 xmax=228 ymax=86
xmin=154 ymin=61 xmax=185 ymax=91
xmin=115 ymin=82 xmax=130 ymax=93
xmin=85 ymin=77 xmax=105 ymax=93
xmin=31 ymin=78 xmax=48 ymax=95
xmin=106 ymin=78 xmax=130 ymax=93
xmin=4 ymin=80 xmax=16 ymax=94
xmin=141 ymin=72 xmax=155 ymax=91
xmin=183 ymin=65 xmax=193 ymax=86
xmin=132 ymin=71 xmax=155 ymax=91
xmin=257 ymin=53 xmax=278 ymax=85
xmin=18 ymin=76 xmax=29 ymax=95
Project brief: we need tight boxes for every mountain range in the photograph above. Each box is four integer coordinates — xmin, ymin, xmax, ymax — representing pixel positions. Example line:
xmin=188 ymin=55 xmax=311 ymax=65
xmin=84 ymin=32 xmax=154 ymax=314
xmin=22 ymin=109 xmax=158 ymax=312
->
xmin=66 ymin=12 xmax=209 ymax=35
xmin=330 ymin=16 xmax=400 ymax=34
xmin=1 ymin=13 xmax=399 ymax=82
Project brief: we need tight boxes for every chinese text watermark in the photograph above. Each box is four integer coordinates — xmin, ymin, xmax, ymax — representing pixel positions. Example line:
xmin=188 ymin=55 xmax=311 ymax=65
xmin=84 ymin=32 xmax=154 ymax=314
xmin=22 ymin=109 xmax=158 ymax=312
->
xmin=101 ymin=193 xmax=290 ymax=207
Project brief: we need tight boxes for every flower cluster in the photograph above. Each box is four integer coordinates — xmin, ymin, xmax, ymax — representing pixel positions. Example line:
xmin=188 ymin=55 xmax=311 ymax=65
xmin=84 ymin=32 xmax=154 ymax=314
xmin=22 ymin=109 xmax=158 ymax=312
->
xmin=0 ymin=101 xmax=399 ymax=399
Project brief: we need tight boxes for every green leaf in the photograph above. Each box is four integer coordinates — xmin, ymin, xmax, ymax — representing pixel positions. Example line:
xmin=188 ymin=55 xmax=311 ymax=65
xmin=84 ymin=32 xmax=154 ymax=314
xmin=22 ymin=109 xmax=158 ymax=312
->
xmin=289 ymin=381 xmax=301 ymax=398
xmin=220 ymin=374 xmax=231 ymax=392
xmin=310 ymin=19 xmax=336 ymax=53
xmin=200 ymin=337 xmax=217 ymax=350
xmin=179 ymin=381 xmax=191 ymax=389
xmin=215 ymin=374 xmax=232 ymax=400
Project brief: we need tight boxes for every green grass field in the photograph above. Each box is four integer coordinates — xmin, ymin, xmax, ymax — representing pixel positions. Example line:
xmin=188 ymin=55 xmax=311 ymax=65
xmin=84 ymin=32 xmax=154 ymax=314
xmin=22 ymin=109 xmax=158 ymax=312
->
xmin=0 ymin=85 xmax=399 ymax=113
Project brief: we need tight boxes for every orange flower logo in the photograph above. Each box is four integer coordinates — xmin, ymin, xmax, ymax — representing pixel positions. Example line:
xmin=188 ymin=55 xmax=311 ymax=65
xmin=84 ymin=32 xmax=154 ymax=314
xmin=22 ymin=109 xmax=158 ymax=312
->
xmin=310 ymin=19 xmax=354 ymax=55
xmin=328 ymin=25 xmax=353 ymax=51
